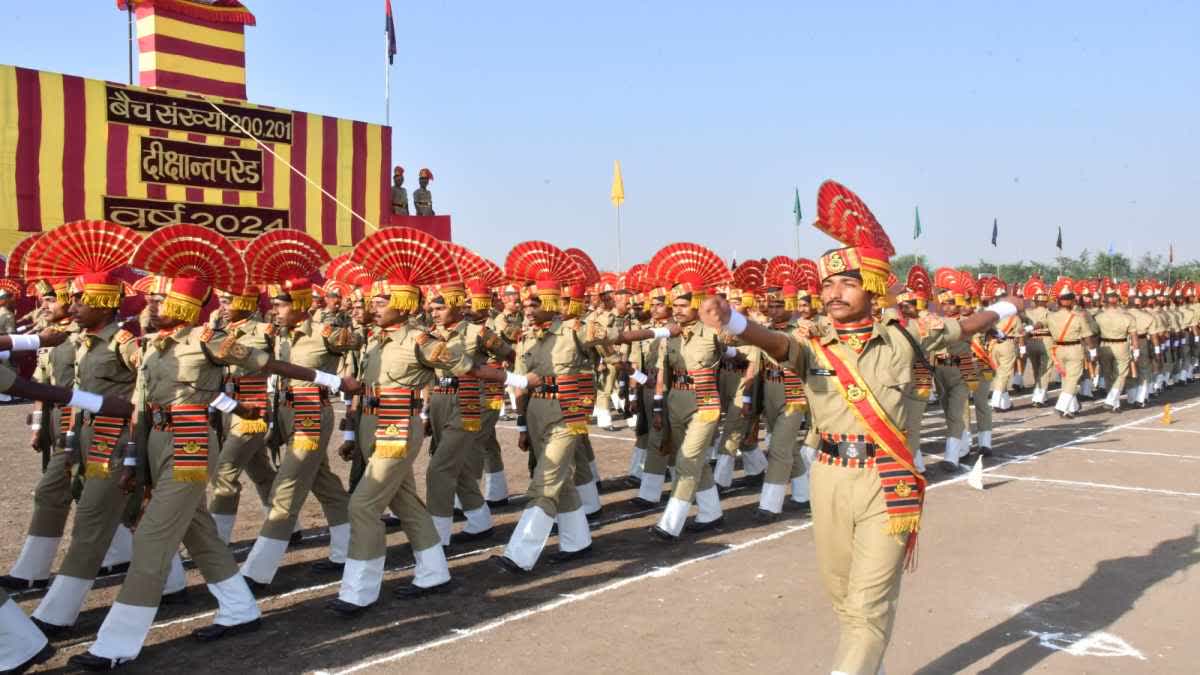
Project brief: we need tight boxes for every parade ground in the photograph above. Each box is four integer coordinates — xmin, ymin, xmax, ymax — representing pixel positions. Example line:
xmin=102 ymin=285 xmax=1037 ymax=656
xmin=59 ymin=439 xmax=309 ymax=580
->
xmin=4 ymin=384 xmax=1198 ymax=674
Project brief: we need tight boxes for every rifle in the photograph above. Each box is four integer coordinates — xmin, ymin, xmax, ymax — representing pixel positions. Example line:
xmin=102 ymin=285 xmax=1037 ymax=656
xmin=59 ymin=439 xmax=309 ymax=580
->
xmin=265 ymin=374 xmax=284 ymax=468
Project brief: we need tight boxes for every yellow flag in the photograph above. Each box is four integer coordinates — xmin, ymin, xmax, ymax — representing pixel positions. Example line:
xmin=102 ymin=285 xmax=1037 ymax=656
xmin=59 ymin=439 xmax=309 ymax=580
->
xmin=610 ymin=160 xmax=625 ymax=207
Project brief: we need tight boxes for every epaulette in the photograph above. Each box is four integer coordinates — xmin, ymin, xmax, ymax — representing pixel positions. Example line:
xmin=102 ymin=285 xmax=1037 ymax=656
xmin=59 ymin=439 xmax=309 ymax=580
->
xmin=415 ymin=330 xmax=436 ymax=346
xmin=321 ymin=324 xmax=334 ymax=338
xmin=586 ymin=320 xmax=606 ymax=341
xmin=265 ymin=323 xmax=277 ymax=337
xmin=115 ymin=329 xmax=136 ymax=345
xmin=918 ymin=315 xmax=945 ymax=331
xmin=200 ymin=326 xmax=216 ymax=343
xmin=216 ymin=335 xmax=251 ymax=361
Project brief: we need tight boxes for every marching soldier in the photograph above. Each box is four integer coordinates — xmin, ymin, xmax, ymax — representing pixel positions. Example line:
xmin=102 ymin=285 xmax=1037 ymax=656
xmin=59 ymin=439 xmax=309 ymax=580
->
xmin=242 ymin=232 xmax=359 ymax=589
xmin=1096 ymin=282 xmax=1138 ymax=412
xmin=631 ymin=286 xmax=675 ymax=507
xmin=1032 ymin=279 xmax=1098 ymax=418
xmin=209 ymin=286 xmax=278 ymax=543
xmin=929 ymin=275 xmax=972 ymax=471
xmin=1022 ymin=278 xmax=1055 ymax=407
xmin=986 ymin=280 xmax=1023 ymax=412
xmin=1124 ymin=283 xmax=1159 ymax=407
xmin=70 ymin=224 xmax=358 ymax=670
xmin=484 ymin=284 xmax=524 ymax=504
xmin=698 ymin=180 xmax=1012 ymax=674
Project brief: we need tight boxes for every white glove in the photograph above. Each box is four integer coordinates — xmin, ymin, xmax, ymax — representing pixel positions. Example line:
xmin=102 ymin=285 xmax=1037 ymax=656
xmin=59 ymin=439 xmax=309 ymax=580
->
xmin=631 ymin=370 xmax=649 ymax=385
xmin=209 ymin=393 xmax=239 ymax=413
xmin=1019 ymin=345 xmax=1027 ymax=356
xmin=1133 ymin=349 xmax=1141 ymax=359
xmin=313 ymin=370 xmax=342 ymax=393
xmin=1088 ymin=348 xmax=1098 ymax=360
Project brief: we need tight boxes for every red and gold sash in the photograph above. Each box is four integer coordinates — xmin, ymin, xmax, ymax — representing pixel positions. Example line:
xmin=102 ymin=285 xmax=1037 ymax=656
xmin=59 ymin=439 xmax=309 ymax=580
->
xmin=373 ymin=387 xmax=415 ymax=458
xmin=689 ymin=369 xmax=722 ymax=422
xmin=958 ymin=356 xmax=980 ymax=392
xmin=810 ymin=338 xmax=924 ymax=566
xmin=58 ymin=405 xmax=73 ymax=437
xmin=85 ymin=415 xmax=126 ymax=478
xmin=231 ymin=375 xmax=269 ymax=435
xmin=911 ymin=361 xmax=933 ymax=400
xmin=553 ymin=373 xmax=594 ymax=435
xmin=483 ymin=360 xmax=507 ymax=411
xmin=169 ymin=404 xmax=210 ymax=483
xmin=456 ymin=374 xmax=482 ymax=432
xmin=289 ymin=385 xmax=326 ymax=451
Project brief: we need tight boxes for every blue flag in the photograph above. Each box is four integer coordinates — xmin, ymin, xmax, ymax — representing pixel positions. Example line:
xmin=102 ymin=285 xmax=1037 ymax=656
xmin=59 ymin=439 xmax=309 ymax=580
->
xmin=386 ymin=0 xmax=398 ymax=65
xmin=991 ymin=218 xmax=998 ymax=246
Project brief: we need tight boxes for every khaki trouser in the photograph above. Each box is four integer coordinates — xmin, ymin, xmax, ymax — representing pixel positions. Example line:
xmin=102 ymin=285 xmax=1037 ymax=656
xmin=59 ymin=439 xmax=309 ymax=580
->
xmin=1027 ymin=338 xmax=1055 ymax=392
xmin=29 ymin=447 xmax=73 ymax=539
xmin=258 ymin=406 xmax=349 ymax=541
xmin=664 ymin=389 xmax=717 ymax=502
xmin=990 ymin=340 xmax=1018 ymax=393
xmin=762 ymin=380 xmax=807 ymax=485
xmin=714 ymin=367 xmax=747 ymax=456
xmin=933 ymin=366 xmax=968 ymax=440
xmin=1134 ymin=337 xmax=1153 ymax=390
xmin=639 ymin=385 xmax=674 ymax=476
xmin=426 ymin=393 xmax=485 ymax=518
xmin=119 ymin=428 xmax=237 ymax=607
xmin=348 ymin=414 xmax=440 ymax=560
xmin=1099 ymin=341 xmax=1133 ymax=393
xmin=524 ymin=397 xmax=583 ymax=517
xmin=595 ymin=365 xmax=618 ymax=415
xmin=1054 ymin=344 xmax=1085 ymax=396
xmin=972 ymin=376 xmax=992 ymax=433
xmin=902 ymin=396 xmax=928 ymax=456
xmin=481 ymin=408 xmax=505 ymax=475
xmin=209 ymin=428 xmax=276 ymax=516
xmin=56 ymin=422 xmax=132 ymax=580
xmin=811 ymin=459 xmax=908 ymax=674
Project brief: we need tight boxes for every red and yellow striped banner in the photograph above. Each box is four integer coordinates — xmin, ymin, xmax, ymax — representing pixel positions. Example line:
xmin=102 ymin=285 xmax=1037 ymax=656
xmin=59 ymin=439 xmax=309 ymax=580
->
xmin=0 ymin=64 xmax=390 ymax=254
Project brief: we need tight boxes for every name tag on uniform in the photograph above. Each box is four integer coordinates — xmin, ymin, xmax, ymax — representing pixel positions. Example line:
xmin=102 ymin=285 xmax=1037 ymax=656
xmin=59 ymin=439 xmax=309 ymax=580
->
xmin=809 ymin=368 xmax=834 ymax=377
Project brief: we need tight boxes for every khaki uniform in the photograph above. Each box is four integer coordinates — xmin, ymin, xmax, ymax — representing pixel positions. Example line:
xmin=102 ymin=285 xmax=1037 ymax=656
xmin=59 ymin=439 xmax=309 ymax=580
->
xmin=413 ymin=187 xmax=434 ymax=216
xmin=7 ymin=320 xmax=78 ymax=586
xmin=33 ymin=322 xmax=177 ymax=629
xmin=242 ymin=318 xmax=356 ymax=585
xmin=1023 ymin=305 xmax=1056 ymax=403
xmin=989 ymin=315 xmax=1022 ymax=406
xmin=1125 ymin=306 xmax=1158 ymax=404
xmin=336 ymin=323 xmax=452 ymax=608
xmin=653 ymin=321 xmax=724 ymax=538
xmin=588 ymin=307 xmax=621 ymax=428
xmin=1095 ymin=308 xmax=1136 ymax=408
xmin=757 ymin=321 xmax=812 ymax=513
xmin=482 ymin=310 xmax=523 ymax=497
xmin=632 ymin=320 xmax=675 ymax=504
xmin=713 ymin=338 xmax=766 ymax=485
xmin=968 ymin=333 xmax=994 ymax=448
xmin=1038 ymin=308 xmax=1095 ymax=413
xmin=929 ymin=320 xmax=971 ymax=465
xmin=781 ymin=315 xmax=962 ymax=674
xmin=500 ymin=317 xmax=615 ymax=571
xmin=0 ymin=307 xmax=13 ymax=371
xmin=426 ymin=320 xmax=508 ymax=544
xmin=85 ymin=325 xmax=268 ymax=663
xmin=209 ymin=317 xmax=279 ymax=542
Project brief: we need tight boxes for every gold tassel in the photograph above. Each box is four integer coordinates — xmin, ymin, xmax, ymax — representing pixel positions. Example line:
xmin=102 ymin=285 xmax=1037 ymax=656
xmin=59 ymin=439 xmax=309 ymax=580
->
xmin=292 ymin=435 xmax=319 ymax=451
xmin=566 ymin=299 xmax=584 ymax=316
xmin=487 ymin=399 xmax=504 ymax=411
xmin=85 ymin=463 xmax=110 ymax=479
xmin=463 ymin=420 xmax=481 ymax=432
xmin=82 ymin=293 xmax=122 ymax=309
xmin=566 ymin=421 xmax=589 ymax=435
xmin=690 ymin=292 xmax=707 ymax=310
xmin=697 ymin=409 xmax=720 ymax=423
xmin=783 ymin=402 xmax=808 ymax=415
xmin=389 ymin=289 xmax=419 ymax=312
xmin=539 ymin=293 xmax=560 ymax=312
xmin=161 ymin=298 xmax=200 ymax=324
xmin=173 ymin=467 xmax=209 ymax=483
xmin=375 ymin=441 xmax=408 ymax=459
xmin=861 ymin=271 xmax=889 ymax=297
xmin=233 ymin=418 xmax=269 ymax=435
xmin=886 ymin=514 xmax=921 ymax=536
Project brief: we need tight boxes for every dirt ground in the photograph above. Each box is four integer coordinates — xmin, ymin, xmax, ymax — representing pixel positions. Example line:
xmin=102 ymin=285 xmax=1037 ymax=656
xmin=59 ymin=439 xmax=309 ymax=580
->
xmin=4 ymin=382 xmax=1199 ymax=674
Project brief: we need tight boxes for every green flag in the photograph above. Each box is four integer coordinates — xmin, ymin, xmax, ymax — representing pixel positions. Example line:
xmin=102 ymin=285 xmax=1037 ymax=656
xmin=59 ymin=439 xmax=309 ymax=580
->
xmin=1056 ymin=225 xmax=1063 ymax=251
xmin=913 ymin=206 xmax=922 ymax=239
xmin=793 ymin=187 xmax=802 ymax=226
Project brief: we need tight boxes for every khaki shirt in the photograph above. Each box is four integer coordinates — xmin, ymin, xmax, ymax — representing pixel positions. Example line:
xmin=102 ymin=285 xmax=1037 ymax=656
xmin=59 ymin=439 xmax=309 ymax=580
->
xmin=359 ymin=324 xmax=445 ymax=389
xmin=75 ymin=321 xmax=139 ymax=397
xmin=1094 ymin=308 xmax=1136 ymax=341
xmin=138 ymin=326 xmax=269 ymax=406
xmin=516 ymin=318 xmax=617 ymax=377
xmin=34 ymin=320 xmax=78 ymax=386
xmin=0 ymin=364 xmax=15 ymax=391
xmin=660 ymin=321 xmax=721 ymax=378
xmin=277 ymin=317 xmax=357 ymax=388
xmin=1039 ymin=309 xmax=1094 ymax=343
xmin=488 ymin=311 xmax=523 ymax=346
xmin=413 ymin=188 xmax=433 ymax=216
xmin=223 ymin=317 xmax=276 ymax=378
xmin=782 ymin=317 xmax=962 ymax=436
xmin=431 ymin=320 xmax=496 ymax=379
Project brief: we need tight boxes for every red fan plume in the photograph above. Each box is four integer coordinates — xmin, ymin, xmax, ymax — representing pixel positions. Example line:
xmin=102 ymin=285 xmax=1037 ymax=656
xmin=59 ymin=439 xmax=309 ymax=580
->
xmin=350 ymin=227 xmax=460 ymax=285
xmin=933 ymin=267 xmax=960 ymax=291
xmin=7 ymin=233 xmax=42 ymax=281
xmin=505 ymin=241 xmax=584 ymax=286
xmin=565 ymin=248 xmax=601 ymax=286
xmin=814 ymin=180 xmax=895 ymax=257
xmin=795 ymin=258 xmax=820 ymax=294
xmin=906 ymin=265 xmax=932 ymax=298
xmin=623 ymin=263 xmax=647 ymax=292
xmin=1051 ymin=277 xmax=1074 ymax=297
xmin=24 ymin=220 xmax=141 ymax=280
xmin=958 ymin=270 xmax=978 ymax=297
xmin=646 ymin=243 xmax=732 ymax=291
xmin=244 ymin=229 xmax=331 ymax=285
xmin=765 ymin=256 xmax=797 ymax=288
xmin=130 ymin=224 xmax=247 ymax=292
xmin=732 ymin=259 xmax=765 ymax=292
xmin=0 ymin=278 xmax=23 ymax=299
xmin=596 ymin=271 xmax=620 ymax=293
xmin=445 ymin=242 xmax=503 ymax=287
xmin=325 ymin=254 xmax=373 ymax=288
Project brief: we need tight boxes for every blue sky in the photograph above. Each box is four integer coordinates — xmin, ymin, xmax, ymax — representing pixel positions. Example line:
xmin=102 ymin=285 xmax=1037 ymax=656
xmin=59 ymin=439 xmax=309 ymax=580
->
xmin=2 ymin=1 xmax=1197 ymax=270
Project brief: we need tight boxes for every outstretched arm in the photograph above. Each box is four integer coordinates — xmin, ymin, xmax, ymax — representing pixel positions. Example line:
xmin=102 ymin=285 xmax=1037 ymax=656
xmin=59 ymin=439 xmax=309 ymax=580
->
xmin=697 ymin=297 xmax=791 ymax=362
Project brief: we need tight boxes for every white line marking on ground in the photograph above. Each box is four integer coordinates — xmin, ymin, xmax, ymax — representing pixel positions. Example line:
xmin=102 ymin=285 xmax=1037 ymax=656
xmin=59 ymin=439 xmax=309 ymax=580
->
xmin=1027 ymin=630 xmax=1146 ymax=660
xmin=1062 ymin=446 xmax=1199 ymax=460
xmin=319 ymin=399 xmax=1200 ymax=674
xmin=1121 ymin=425 xmax=1200 ymax=434
xmin=985 ymin=474 xmax=1200 ymax=498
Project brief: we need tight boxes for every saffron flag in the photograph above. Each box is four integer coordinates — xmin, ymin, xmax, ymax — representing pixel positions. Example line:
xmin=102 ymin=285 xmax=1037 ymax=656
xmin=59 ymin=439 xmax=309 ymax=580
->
xmin=913 ymin=206 xmax=922 ymax=240
xmin=991 ymin=218 xmax=998 ymax=246
xmin=610 ymin=160 xmax=625 ymax=207
xmin=386 ymin=0 xmax=397 ymax=65
xmin=793 ymin=187 xmax=802 ymax=226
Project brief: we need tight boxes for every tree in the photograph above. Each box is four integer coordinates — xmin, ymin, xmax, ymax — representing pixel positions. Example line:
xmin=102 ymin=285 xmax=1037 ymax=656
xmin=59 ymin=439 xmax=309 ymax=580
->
xmin=890 ymin=253 xmax=928 ymax=283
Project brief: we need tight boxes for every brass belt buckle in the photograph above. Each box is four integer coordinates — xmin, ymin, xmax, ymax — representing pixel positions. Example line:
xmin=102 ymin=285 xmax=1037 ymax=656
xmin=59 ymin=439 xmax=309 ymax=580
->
xmin=844 ymin=442 xmax=860 ymax=459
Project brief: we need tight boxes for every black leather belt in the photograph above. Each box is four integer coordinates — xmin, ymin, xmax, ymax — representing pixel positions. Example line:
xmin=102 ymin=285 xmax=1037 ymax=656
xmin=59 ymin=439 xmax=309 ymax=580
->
xmin=820 ymin=439 xmax=877 ymax=459
xmin=1100 ymin=338 xmax=1128 ymax=343
xmin=934 ymin=355 xmax=960 ymax=366
xmin=1056 ymin=340 xmax=1081 ymax=346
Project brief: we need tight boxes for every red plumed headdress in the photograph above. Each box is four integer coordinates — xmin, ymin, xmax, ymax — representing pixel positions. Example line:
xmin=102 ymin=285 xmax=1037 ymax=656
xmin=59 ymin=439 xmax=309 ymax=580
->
xmin=812 ymin=180 xmax=895 ymax=295
xmin=646 ymin=242 xmax=732 ymax=308
xmin=131 ymin=224 xmax=247 ymax=324
xmin=351 ymin=227 xmax=460 ymax=312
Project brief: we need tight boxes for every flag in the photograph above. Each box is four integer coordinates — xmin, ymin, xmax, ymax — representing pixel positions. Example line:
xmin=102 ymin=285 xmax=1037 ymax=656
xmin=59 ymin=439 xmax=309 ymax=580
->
xmin=793 ymin=187 xmax=802 ymax=226
xmin=1107 ymin=242 xmax=1115 ymax=256
xmin=610 ymin=160 xmax=625 ymax=207
xmin=991 ymin=218 xmax=998 ymax=246
xmin=1055 ymin=226 xmax=1063 ymax=251
xmin=1169 ymin=243 xmax=1174 ymax=264
xmin=913 ymin=206 xmax=922 ymax=240
xmin=385 ymin=0 xmax=397 ymax=65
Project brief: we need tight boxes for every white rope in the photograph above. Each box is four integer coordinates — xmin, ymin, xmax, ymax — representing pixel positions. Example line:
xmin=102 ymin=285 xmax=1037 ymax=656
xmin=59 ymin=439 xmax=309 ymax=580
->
xmin=205 ymin=101 xmax=379 ymax=234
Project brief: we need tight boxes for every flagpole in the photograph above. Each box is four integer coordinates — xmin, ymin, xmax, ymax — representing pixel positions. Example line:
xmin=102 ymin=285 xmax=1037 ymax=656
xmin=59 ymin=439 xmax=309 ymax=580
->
xmin=615 ymin=204 xmax=623 ymax=269
xmin=384 ymin=28 xmax=391 ymax=126
xmin=127 ymin=1 xmax=135 ymax=85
